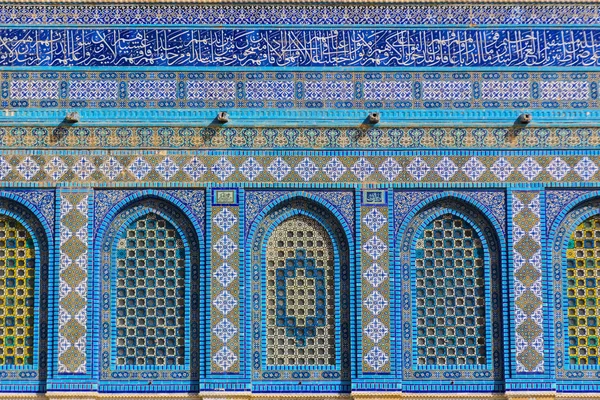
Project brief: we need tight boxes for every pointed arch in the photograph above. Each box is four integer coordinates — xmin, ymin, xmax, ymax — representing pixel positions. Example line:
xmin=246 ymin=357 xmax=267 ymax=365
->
xmin=396 ymin=196 xmax=504 ymax=384
xmin=0 ymin=195 xmax=51 ymax=389
xmin=247 ymin=194 xmax=352 ymax=392
xmin=96 ymin=196 xmax=200 ymax=389
xmin=550 ymin=195 xmax=600 ymax=378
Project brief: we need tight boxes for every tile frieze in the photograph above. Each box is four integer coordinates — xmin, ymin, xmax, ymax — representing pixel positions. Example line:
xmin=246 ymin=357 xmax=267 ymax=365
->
xmin=0 ymin=152 xmax=596 ymax=185
xmin=0 ymin=4 xmax=597 ymax=26
xmin=1 ymin=126 xmax=600 ymax=150
xmin=4 ymin=71 xmax=597 ymax=111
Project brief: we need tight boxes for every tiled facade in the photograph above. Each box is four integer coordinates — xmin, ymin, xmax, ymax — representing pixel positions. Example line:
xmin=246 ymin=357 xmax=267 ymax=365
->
xmin=0 ymin=1 xmax=600 ymax=399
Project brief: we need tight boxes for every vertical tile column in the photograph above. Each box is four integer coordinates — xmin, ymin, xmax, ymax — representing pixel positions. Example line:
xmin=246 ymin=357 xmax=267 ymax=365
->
xmin=511 ymin=190 xmax=545 ymax=373
xmin=56 ymin=189 xmax=92 ymax=374
xmin=360 ymin=190 xmax=391 ymax=374
xmin=210 ymin=189 xmax=241 ymax=374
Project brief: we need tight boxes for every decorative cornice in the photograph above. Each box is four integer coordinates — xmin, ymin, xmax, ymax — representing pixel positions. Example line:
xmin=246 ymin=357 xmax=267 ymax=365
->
xmin=15 ymin=392 xmax=600 ymax=400
xmin=0 ymin=0 xmax=592 ymax=3
xmin=1 ymin=3 xmax=598 ymax=26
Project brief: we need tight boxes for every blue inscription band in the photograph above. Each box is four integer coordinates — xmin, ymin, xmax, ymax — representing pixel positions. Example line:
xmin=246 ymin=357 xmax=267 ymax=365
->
xmin=1 ymin=28 xmax=600 ymax=67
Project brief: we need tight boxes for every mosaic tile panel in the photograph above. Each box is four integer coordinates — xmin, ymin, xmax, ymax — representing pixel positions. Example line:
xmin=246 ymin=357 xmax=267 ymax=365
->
xmin=211 ymin=202 xmax=240 ymax=373
xmin=551 ymin=196 xmax=600 ymax=382
xmin=114 ymin=213 xmax=185 ymax=367
xmin=566 ymin=215 xmax=600 ymax=366
xmin=361 ymin=200 xmax=391 ymax=373
xmin=512 ymin=191 xmax=544 ymax=373
xmin=58 ymin=190 xmax=89 ymax=374
xmin=1 ymin=4 xmax=598 ymax=26
xmin=0 ymin=216 xmax=35 ymax=366
xmin=4 ymin=126 xmax=600 ymax=150
xmin=414 ymin=214 xmax=487 ymax=367
xmin=265 ymin=215 xmax=336 ymax=366
xmin=1 ymin=153 xmax=599 ymax=186
xmin=3 ymin=72 xmax=599 ymax=110
xmin=3 ymin=28 xmax=600 ymax=68
xmin=0 ymin=197 xmax=50 ymax=384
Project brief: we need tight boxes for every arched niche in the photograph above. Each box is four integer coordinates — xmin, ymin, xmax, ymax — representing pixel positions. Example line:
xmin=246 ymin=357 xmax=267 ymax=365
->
xmin=97 ymin=197 xmax=200 ymax=390
xmin=248 ymin=196 xmax=351 ymax=392
xmin=397 ymin=197 xmax=504 ymax=386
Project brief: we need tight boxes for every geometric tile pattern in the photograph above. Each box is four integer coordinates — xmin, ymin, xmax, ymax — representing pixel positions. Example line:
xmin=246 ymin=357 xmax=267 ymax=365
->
xmin=0 ymin=216 xmax=35 ymax=366
xmin=0 ymin=154 xmax=599 ymax=185
xmin=57 ymin=190 xmax=89 ymax=374
xmin=265 ymin=216 xmax=336 ymax=366
xmin=422 ymin=81 xmax=471 ymax=101
xmin=6 ymin=126 xmax=600 ymax=150
xmin=114 ymin=213 xmax=185 ymax=366
xmin=1 ymin=4 xmax=599 ymax=26
xmin=0 ymin=195 xmax=50 ymax=386
xmin=414 ymin=214 xmax=487 ymax=367
xmin=551 ymin=195 xmax=600 ymax=382
xmin=512 ymin=191 xmax=544 ymax=373
xmin=4 ymin=72 xmax=600 ymax=110
xmin=361 ymin=201 xmax=390 ymax=373
xmin=539 ymin=81 xmax=589 ymax=101
xmin=128 ymin=80 xmax=176 ymax=100
xmin=211 ymin=204 xmax=240 ymax=373
xmin=566 ymin=215 xmax=600 ymax=366
xmin=68 ymin=80 xmax=118 ymax=100
xmin=546 ymin=195 xmax=600 ymax=385
xmin=10 ymin=80 xmax=59 ymax=100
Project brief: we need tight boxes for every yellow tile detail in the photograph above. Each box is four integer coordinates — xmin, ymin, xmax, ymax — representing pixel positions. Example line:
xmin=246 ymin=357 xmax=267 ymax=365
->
xmin=0 ymin=215 xmax=35 ymax=366
xmin=566 ymin=215 xmax=600 ymax=366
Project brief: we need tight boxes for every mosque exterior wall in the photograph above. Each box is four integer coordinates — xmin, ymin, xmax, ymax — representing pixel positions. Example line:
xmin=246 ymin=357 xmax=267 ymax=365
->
xmin=0 ymin=2 xmax=599 ymax=398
